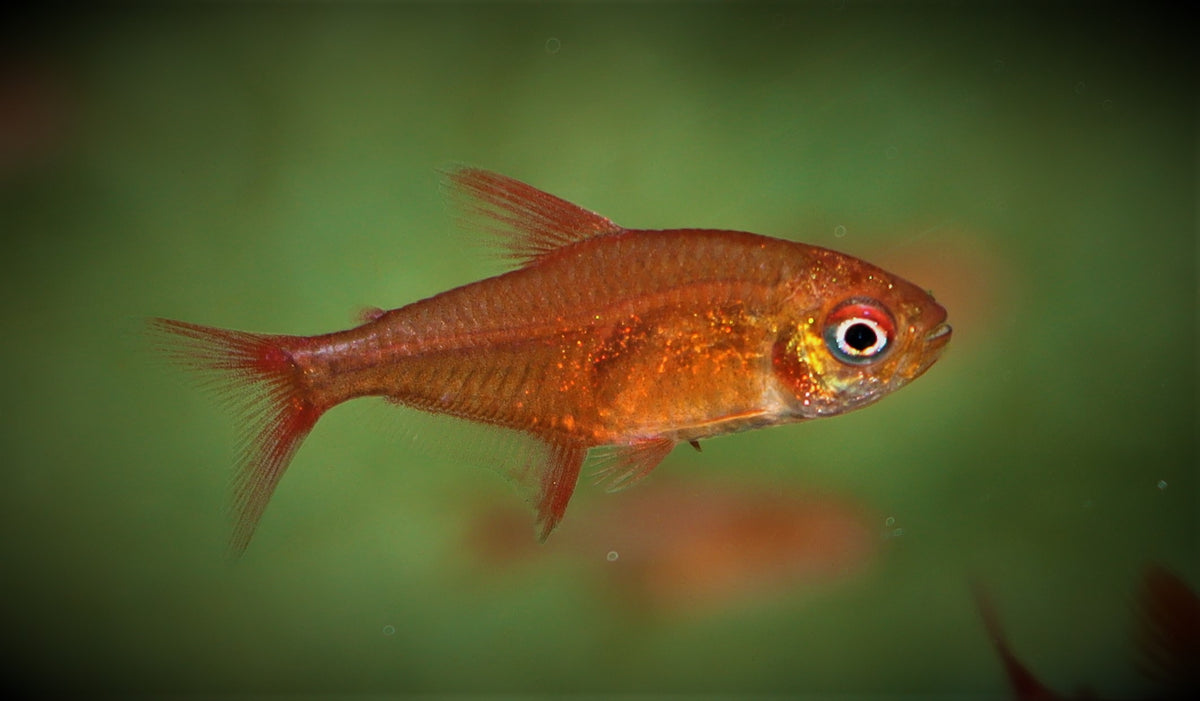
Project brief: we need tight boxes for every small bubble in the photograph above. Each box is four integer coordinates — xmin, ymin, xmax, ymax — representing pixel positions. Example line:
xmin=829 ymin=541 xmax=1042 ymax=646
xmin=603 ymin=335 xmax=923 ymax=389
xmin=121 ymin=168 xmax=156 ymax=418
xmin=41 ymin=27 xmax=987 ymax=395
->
xmin=1074 ymin=81 xmax=1086 ymax=95
xmin=834 ymin=224 xmax=847 ymax=238
xmin=884 ymin=516 xmax=895 ymax=527
xmin=382 ymin=625 xmax=395 ymax=636
xmin=606 ymin=550 xmax=619 ymax=562
xmin=545 ymin=37 xmax=561 ymax=54
xmin=1157 ymin=480 xmax=1168 ymax=491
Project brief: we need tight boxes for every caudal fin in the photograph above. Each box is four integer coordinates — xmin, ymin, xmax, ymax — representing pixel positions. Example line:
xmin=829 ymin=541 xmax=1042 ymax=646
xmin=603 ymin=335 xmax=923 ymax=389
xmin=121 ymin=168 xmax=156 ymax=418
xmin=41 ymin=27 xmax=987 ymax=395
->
xmin=149 ymin=318 xmax=325 ymax=556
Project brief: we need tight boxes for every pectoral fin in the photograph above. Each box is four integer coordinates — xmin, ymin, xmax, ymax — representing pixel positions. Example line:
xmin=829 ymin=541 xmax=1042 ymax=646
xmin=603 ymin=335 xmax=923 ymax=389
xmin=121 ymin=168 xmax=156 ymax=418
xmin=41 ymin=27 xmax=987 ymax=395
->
xmin=590 ymin=437 xmax=676 ymax=494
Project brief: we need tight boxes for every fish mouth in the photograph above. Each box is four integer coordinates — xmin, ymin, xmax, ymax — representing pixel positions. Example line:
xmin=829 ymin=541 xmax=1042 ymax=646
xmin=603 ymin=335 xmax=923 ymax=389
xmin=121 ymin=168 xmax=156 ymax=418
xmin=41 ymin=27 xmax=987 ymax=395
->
xmin=906 ymin=322 xmax=952 ymax=380
xmin=923 ymin=323 xmax=953 ymax=362
xmin=925 ymin=322 xmax=953 ymax=346
xmin=920 ymin=299 xmax=952 ymax=351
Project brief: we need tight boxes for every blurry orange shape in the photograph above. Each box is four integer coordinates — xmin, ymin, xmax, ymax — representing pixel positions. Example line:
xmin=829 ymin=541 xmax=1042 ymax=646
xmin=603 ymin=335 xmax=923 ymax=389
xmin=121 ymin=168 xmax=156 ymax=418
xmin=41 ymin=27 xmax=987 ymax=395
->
xmin=466 ymin=478 xmax=879 ymax=618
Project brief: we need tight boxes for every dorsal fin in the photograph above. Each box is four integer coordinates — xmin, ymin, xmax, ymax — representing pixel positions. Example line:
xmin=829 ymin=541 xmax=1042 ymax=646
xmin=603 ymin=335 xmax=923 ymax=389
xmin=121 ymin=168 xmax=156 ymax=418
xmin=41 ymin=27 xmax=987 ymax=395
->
xmin=442 ymin=167 xmax=624 ymax=267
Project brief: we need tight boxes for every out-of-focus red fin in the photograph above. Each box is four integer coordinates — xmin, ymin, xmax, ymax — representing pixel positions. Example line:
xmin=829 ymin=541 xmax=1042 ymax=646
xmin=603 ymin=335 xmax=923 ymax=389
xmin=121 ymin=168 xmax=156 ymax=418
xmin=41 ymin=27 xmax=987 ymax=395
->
xmin=442 ymin=167 xmax=624 ymax=267
xmin=1133 ymin=563 xmax=1200 ymax=694
xmin=968 ymin=577 xmax=1059 ymax=700
xmin=148 ymin=318 xmax=325 ymax=558
xmin=589 ymin=437 xmax=675 ymax=493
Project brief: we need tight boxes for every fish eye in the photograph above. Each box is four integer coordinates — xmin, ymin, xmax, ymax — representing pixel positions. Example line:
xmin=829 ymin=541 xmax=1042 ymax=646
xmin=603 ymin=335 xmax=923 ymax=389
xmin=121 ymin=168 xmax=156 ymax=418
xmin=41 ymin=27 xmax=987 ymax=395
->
xmin=823 ymin=299 xmax=895 ymax=365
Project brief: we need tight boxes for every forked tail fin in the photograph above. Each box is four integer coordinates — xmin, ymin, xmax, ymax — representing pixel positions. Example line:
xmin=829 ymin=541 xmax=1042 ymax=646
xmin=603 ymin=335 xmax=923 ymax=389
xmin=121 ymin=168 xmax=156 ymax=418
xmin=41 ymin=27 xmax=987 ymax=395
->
xmin=149 ymin=318 xmax=325 ymax=557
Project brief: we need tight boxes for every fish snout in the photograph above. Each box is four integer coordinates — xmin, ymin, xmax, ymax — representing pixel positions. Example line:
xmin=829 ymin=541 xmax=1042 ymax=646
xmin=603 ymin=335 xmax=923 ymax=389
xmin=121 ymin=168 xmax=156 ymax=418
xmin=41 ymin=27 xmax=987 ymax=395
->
xmin=910 ymin=302 xmax=951 ymax=377
xmin=924 ymin=320 xmax=952 ymax=351
xmin=920 ymin=300 xmax=951 ymax=350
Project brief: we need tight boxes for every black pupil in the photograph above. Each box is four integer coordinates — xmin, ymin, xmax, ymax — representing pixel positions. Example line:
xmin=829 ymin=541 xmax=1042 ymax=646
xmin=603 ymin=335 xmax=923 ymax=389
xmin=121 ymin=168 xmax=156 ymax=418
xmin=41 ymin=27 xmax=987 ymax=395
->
xmin=844 ymin=323 xmax=878 ymax=352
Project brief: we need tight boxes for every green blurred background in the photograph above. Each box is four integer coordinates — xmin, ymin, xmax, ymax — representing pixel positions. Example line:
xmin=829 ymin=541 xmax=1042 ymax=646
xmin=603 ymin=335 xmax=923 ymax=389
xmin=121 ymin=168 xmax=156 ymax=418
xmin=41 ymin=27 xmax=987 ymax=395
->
xmin=1 ymin=2 xmax=1195 ymax=697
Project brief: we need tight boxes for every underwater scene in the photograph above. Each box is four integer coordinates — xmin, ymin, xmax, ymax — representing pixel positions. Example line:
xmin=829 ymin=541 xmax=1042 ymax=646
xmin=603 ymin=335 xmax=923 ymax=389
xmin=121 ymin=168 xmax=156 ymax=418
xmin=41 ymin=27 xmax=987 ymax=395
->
xmin=1 ymin=3 xmax=1194 ymax=698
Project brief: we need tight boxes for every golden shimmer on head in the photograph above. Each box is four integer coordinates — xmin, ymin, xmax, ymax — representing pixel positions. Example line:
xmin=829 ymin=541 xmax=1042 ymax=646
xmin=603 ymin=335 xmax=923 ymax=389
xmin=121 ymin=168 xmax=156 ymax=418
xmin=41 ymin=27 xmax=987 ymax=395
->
xmin=151 ymin=168 xmax=950 ymax=554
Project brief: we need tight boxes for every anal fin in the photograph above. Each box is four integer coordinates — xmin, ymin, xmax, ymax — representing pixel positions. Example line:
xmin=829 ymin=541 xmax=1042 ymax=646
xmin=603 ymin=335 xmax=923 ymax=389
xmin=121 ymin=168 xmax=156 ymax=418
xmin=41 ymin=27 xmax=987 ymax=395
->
xmin=371 ymin=406 xmax=585 ymax=542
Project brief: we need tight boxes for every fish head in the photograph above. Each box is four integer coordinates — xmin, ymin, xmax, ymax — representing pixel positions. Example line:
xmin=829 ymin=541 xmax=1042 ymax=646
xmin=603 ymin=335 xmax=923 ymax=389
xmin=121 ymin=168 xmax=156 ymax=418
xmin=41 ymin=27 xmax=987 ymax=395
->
xmin=772 ymin=248 xmax=952 ymax=418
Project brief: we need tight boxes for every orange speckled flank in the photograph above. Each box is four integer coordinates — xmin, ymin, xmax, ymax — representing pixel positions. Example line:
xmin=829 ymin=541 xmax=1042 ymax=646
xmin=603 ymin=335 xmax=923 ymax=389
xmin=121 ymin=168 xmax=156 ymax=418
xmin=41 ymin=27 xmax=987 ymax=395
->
xmin=151 ymin=168 xmax=951 ymax=555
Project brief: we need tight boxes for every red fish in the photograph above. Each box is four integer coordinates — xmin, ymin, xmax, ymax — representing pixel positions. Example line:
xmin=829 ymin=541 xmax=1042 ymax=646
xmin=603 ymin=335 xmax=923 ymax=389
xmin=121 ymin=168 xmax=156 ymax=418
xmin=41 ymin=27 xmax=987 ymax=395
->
xmin=151 ymin=168 xmax=951 ymax=554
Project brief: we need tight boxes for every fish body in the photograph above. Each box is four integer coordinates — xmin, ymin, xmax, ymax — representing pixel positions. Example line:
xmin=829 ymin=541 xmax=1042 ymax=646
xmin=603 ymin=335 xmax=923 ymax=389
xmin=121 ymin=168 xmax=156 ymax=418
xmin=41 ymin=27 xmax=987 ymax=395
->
xmin=152 ymin=168 xmax=950 ymax=553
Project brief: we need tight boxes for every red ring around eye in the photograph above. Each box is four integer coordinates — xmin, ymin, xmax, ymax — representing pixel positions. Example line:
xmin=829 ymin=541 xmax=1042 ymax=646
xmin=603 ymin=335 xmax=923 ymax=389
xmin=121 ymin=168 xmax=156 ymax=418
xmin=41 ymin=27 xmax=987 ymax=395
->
xmin=823 ymin=300 xmax=896 ymax=364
